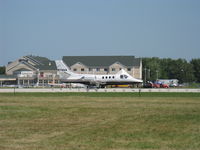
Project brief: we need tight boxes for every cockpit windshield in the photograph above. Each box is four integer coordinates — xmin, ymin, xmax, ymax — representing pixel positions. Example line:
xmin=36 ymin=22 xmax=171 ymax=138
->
xmin=120 ymin=74 xmax=128 ymax=79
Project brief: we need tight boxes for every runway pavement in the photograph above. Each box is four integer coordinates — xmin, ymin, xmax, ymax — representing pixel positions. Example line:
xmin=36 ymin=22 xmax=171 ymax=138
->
xmin=0 ymin=88 xmax=200 ymax=93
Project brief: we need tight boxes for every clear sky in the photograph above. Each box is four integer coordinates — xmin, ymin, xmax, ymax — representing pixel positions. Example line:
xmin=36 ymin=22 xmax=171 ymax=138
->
xmin=0 ymin=0 xmax=200 ymax=65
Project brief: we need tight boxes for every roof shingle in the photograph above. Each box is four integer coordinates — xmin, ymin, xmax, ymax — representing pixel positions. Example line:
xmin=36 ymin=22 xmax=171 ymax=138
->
xmin=26 ymin=55 xmax=57 ymax=70
xmin=62 ymin=56 xmax=141 ymax=67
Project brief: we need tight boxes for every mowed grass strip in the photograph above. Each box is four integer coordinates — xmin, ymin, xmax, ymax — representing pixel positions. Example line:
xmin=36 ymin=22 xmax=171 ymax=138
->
xmin=0 ymin=92 xmax=200 ymax=97
xmin=0 ymin=93 xmax=200 ymax=150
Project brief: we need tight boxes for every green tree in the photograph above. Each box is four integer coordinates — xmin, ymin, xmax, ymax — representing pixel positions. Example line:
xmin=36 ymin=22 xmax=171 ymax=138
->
xmin=0 ymin=66 xmax=5 ymax=74
xmin=159 ymin=58 xmax=173 ymax=79
xmin=142 ymin=58 xmax=196 ymax=83
xmin=191 ymin=59 xmax=200 ymax=83
xmin=142 ymin=57 xmax=161 ymax=82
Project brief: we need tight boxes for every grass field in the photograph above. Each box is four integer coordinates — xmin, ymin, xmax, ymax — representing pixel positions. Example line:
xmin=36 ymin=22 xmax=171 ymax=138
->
xmin=0 ymin=93 xmax=200 ymax=150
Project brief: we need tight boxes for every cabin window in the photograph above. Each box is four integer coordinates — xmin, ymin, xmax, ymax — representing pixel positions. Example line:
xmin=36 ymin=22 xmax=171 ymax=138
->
xmin=106 ymin=76 xmax=108 ymax=79
xmin=112 ymin=68 xmax=115 ymax=71
xmin=109 ymin=76 xmax=111 ymax=79
xmin=127 ymin=68 xmax=131 ymax=71
xmin=102 ymin=76 xmax=104 ymax=79
xmin=119 ymin=68 xmax=122 ymax=70
xmin=81 ymin=68 xmax=84 ymax=71
xmin=40 ymin=72 xmax=44 ymax=77
xmin=112 ymin=76 xmax=115 ymax=79
xmin=120 ymin=75 xmax=123 ymax=79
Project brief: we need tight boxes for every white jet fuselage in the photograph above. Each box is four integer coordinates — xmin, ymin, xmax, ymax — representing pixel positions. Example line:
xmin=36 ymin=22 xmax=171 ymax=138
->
xmin=56 ymin=60 xmax=143 ymax=87
xmin=63 ymin=70 xmax=142 ymax=85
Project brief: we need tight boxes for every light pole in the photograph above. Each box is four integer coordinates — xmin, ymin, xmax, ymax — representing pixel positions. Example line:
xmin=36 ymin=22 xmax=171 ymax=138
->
xmin=36 ymin=69 xmax=39 ymax=86
xmin=181 ymin=69 xmax=184 ymax=83
xmin=148 ymin=69 xmax=150 ymax=80
xmin=156 ymin=70 xmax=159 ymax=80
xmin=144 ymin=68 xmax=147 ymax=83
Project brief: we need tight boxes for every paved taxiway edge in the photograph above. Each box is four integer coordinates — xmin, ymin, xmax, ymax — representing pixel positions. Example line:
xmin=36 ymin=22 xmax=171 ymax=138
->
xmin=0 ymin=88 xmax=200 ymax=93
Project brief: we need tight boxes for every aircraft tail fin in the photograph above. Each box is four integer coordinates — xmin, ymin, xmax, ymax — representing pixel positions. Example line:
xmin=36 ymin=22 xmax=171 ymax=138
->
xmin=55 ymin=60 xmax=74 ymax=75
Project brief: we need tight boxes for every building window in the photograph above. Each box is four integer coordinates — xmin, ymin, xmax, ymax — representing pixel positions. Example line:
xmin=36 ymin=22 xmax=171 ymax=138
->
xmin=89 ymin=68 xmax=92 ymax=71
xmin=48 ymin=80 xmax=53 ymax=83
xmin=119 ymin=68 xmax=122 ymax=70
xmin=112 ymin=68 xmax=115 ymax=71
xmin=24 ymin=80 xmax=28 ymax=84
xmin=81 ymin=68 xmax=84 ymax=71
xmin=104 ymin=68 xmax=108 ymax=72
xmin=73 ymin=68 xmax=77 ymax=71
xmin=19 ymin=80 xmax=23 ymax=85
xmin=40 ymin=72 xmax=44 ymax=77
xmin=127 ymin=68 xmax=131 ymax=71
xmin=96 ymin=68 xmax=100 ymax=71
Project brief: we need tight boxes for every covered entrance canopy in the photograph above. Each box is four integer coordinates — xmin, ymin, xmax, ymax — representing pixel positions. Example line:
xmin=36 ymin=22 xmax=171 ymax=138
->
xmin=0 ymin=75 xmax=17 ymax=87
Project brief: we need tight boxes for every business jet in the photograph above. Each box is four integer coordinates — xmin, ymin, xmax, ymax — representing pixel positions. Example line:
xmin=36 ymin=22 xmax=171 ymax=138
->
xmin=55 ymin=60 xmax=143 ymax=88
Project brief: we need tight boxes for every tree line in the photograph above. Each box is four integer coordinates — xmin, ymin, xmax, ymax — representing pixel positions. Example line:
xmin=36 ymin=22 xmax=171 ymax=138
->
xmin=142 ymin=58 xmax=200 ymax=83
